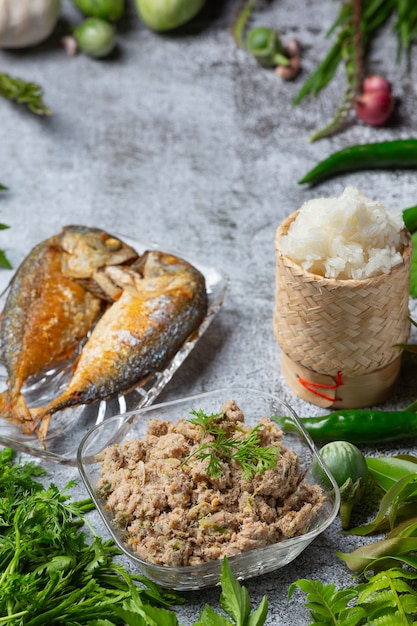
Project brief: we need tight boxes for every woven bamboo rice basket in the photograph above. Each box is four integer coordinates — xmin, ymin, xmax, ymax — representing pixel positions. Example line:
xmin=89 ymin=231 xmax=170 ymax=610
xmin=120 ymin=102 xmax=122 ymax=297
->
xmin=274 ymin=210 xmax=413 ymax=408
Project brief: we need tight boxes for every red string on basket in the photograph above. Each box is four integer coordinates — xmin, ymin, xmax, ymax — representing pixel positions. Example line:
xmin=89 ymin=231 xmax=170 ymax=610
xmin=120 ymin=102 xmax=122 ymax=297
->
xmin=297 ymin=370 xmax=343 ymax=402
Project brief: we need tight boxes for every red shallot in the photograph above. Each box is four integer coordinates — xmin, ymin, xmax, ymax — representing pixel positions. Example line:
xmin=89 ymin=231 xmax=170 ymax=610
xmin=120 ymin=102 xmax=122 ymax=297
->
xmin=354 ymin=75 xmax=394 ymax=126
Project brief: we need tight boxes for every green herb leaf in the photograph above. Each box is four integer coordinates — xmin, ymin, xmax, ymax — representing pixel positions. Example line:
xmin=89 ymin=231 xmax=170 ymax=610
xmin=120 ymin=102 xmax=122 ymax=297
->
xmin=338 ymin=536 xmax=417 ymax=574
xmin=195 ymin=558 xmax=268 ymax=626
xmin=0 ymin=248 xmax=12 ymax=270
xmin=288 ymin=578 xmax=362 ymax=624
xmin=183 ymin=409 xmax=278 ymax=479
xmin=410 ymin=231 xmax=417 ymax=297
xmin=289 ymin=569 xmax=417 ymax=624
xmin=231 ymin=425 xmax=278 ymax=480
xmin=0 ymin=71 xmax=51 ymax=116
xmin=220 ymin=557 xmax=252 ymax=625
xmin=195 ymin=605 xmax=233 ymax=625
xmin=366 ymin=455 xmax=417 ymax=493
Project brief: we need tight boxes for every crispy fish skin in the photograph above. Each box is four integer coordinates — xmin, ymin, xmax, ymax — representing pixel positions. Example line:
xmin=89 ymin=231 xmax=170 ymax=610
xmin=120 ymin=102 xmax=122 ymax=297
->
xmin=0 ymin=226 xmax=139 ymax=427
xmin=33 ymin=251 xmax=208 ymax=430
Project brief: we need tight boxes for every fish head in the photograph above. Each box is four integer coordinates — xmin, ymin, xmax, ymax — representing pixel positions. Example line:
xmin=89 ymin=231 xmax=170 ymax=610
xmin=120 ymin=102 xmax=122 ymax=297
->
xmin=131 ymin=250 xmax=198 ymax=278
xmin=104 ymin=250 xmax=205 ymax=300
xmin=59 ymin=226 xmax=138 ymax=279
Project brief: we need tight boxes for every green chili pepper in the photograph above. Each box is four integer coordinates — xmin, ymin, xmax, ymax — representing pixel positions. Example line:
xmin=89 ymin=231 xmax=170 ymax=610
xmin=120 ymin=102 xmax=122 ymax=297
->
xmin=298 ymin=139 xmax=417 ymax=185
xmin=272 ymin=409 xmax=417 ymax=444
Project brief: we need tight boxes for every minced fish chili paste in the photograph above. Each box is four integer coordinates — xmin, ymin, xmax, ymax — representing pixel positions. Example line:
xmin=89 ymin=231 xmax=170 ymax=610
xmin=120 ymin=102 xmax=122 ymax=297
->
xmin=96 ymin=400 xmax=325 ymax=567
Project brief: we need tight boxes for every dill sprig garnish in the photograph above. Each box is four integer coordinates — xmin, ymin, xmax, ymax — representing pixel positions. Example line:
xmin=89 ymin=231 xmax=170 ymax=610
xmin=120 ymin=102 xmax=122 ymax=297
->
xmin=0 ymin=71 xmax=51 ymax=116
xmin=183 ymin=408 xmax=279 ymax=480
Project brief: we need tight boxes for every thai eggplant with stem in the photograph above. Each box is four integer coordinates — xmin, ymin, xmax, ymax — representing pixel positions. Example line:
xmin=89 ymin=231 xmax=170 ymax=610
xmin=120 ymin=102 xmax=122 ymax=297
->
xmin=230 ymin=0 xmax=300 ymax=78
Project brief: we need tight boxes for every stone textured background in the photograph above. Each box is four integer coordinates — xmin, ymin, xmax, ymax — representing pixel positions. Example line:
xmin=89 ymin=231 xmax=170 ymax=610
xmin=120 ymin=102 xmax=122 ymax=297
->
xmin=1 ymin=0 xmax=417 ymax=622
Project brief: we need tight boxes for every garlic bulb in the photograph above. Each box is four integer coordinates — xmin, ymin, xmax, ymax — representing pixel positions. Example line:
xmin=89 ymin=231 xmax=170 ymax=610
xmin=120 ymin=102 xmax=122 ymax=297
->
xmin=0 ymin=0 xmax=61 ymax=48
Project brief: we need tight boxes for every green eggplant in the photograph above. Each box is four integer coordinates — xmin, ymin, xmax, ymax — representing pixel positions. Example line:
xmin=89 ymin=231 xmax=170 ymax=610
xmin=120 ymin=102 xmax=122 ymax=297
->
xmin=134 ymin=0 xmax=206 ymax=32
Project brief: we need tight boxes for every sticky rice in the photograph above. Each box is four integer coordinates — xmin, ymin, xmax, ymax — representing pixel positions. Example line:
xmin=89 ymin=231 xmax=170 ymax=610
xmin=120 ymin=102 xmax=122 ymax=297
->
xmin=280 ymin=186 xmax=407 ymax=280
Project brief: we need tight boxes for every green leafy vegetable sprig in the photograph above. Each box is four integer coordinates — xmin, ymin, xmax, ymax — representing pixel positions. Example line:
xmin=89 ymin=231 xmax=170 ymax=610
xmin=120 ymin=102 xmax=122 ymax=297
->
xmin=0 ymin=71 xmax=51 ymax=116
xmin=289 ymin=568 xmax=417 ymax=625
xmin=183 ymin=409 xmax=279 ymax=479
xmin=0 ymin=447 xmax=181 ymax=625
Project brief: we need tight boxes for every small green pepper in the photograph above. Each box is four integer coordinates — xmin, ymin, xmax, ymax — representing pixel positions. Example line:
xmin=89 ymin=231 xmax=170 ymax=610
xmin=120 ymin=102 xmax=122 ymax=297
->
xmin=272 ymin=409 xmax=417 ymax=445
xmin=298 ymin=139 xmax=417 ymax=185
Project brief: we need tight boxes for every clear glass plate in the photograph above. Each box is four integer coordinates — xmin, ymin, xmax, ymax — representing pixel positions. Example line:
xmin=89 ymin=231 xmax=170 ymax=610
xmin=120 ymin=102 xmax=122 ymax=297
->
xmin=77 ymin=387 xmax=340 ymax=590
xmin=0 ymin=240 xmax=228 ymax=465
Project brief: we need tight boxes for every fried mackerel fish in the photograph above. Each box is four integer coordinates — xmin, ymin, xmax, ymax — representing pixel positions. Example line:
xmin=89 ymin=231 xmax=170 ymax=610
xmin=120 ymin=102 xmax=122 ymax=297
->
xmin=0 ymin=225 xmax=138 ymax=433
xmin=0 ymin=227 xmax=207 ymax=444
xmin=96 ymin=400 xmax=325 ymax=567
xmin=31 ymin=250 xmax=208 ymax=440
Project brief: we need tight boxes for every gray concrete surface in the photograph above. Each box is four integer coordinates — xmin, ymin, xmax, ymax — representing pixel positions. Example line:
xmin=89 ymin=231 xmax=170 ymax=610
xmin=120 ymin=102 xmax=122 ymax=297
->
xmin=1 ymin=0 xmax=417 ymax=622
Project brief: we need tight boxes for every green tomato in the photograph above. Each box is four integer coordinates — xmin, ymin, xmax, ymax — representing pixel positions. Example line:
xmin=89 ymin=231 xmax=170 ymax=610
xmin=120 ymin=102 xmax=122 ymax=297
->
xmin=134 ymin=0 xmax=206 ymax=32
xmin=74 ymin=17 xmax=116 ymax=58
xmin=312 ymin=441 xmax=369 ymax=488
xmin=71 ymin=0 xmax=124 ymax=22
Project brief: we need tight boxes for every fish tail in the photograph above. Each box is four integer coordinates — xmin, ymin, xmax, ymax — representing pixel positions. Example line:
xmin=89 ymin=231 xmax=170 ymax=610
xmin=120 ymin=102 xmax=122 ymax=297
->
xmin=35 ymin=413 xmax=52 ymax=446
xmin=0 ymin=390 xmax=32 ymax=425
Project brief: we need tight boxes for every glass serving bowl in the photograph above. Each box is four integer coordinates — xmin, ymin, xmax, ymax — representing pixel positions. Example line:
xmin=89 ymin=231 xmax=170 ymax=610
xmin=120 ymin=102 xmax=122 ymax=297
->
xmin=77 ymin=387 xmax=340 ymax=590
